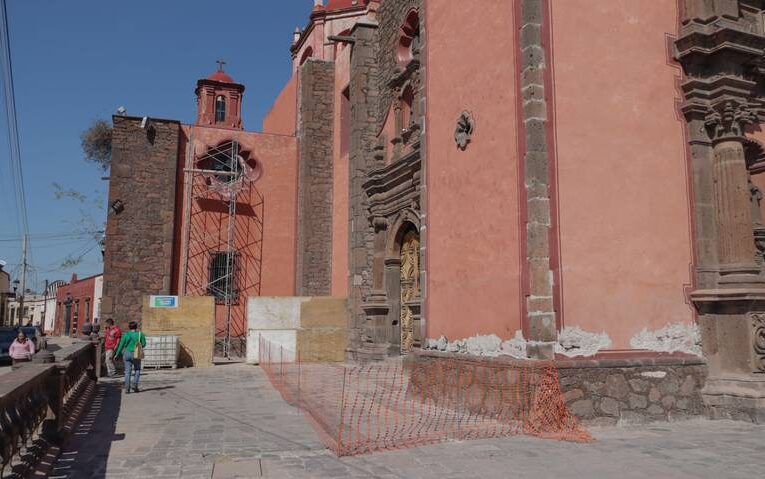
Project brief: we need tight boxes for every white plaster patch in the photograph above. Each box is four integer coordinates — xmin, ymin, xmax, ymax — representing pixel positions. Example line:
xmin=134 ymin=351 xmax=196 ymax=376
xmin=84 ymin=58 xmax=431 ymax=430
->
xmin=630 ymin=322 xmax=701 ymax=356
xmin=640 ymin=371 xmax=667 ymax=379
xmin=465 ymin=334 xmax=502 ymax=356
xmin=500 ymin=331 xmax=527 ymax=359
xmin=555 ymin=326 xmax=612 ymax=357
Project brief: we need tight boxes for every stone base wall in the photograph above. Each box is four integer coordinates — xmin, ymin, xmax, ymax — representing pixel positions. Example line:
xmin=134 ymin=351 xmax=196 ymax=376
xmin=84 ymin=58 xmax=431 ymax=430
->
xmin=411 ymin=350 xmax=708 ymax=425
xmin=558 ymin=355 xmax=707 ymax=426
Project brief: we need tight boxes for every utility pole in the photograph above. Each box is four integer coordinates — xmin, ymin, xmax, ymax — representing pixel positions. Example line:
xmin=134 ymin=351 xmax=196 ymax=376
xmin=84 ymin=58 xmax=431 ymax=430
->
xmin=42 ymin=278 xmax=48 ymax=329
xmin=18 ymin=233 xmax=27 ymax=326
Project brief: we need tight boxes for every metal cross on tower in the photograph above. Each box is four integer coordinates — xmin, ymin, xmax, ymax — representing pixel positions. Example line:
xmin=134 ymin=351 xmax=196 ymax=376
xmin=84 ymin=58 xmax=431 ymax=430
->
xmin=216 ymin=59 xmax=226 ymax=71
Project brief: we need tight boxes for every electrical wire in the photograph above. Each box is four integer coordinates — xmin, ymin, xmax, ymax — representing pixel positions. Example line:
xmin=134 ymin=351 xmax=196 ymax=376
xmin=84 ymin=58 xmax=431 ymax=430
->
xmin=0 ymin=0 xmax=28 ymax=238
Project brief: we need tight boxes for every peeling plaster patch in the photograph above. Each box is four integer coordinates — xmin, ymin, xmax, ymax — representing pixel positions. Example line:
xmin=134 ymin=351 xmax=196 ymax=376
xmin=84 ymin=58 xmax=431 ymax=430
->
xmin=630 ymin=322 xmax=701 ymax=356
xmin=465 ymin=334 xmax=502 ymax=356
xmin=555 ymin=327 xmax=612 ymax=357
xmin=500 ymin=331 xmax=527 ymax=359
xmin=424 ymin=332 xmax=527 ymax=358
xmin=641 ymin=371 xmax=667 ymax=378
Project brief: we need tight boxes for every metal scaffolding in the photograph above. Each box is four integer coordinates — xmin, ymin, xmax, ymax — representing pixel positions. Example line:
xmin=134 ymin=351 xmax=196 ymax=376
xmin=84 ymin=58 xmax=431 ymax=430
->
xmin=180 ymin=136 xmax=263 ymax=358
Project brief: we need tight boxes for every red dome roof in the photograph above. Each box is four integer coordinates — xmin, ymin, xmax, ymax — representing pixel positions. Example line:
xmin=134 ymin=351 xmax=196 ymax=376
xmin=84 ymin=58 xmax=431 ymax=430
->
xmin=207 ymin=70 xmax=235 ymax=83
xmin=326 ymin=0 xmax=367 ymax=11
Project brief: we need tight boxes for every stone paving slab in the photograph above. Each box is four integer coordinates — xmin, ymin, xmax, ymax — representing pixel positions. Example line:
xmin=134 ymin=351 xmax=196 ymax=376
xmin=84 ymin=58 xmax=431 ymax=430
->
xmin=52 ymin=364 xmax=765 ymax=478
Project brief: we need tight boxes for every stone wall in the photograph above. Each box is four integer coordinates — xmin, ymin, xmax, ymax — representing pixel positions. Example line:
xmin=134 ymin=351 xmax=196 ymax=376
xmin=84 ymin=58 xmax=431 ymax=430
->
xmin=558 ymin=355 xmax=707 ymax=425
xmin=102 ymin=116 xmax=180 ymax=328
xmin=411 ymin=350 xmax=707 ymax=425
xmin=376 ymin=0 xmax=422 ymax=130
xmin=347 ymin=22 xmax=382 ymax=355
xmin=296 ymin=60 xmax=335 ymax=296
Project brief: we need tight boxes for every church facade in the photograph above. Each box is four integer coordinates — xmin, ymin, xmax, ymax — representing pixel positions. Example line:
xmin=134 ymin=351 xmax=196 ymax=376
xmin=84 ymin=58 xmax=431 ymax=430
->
xmin=102 ymin=0 xmax=765 ymax=420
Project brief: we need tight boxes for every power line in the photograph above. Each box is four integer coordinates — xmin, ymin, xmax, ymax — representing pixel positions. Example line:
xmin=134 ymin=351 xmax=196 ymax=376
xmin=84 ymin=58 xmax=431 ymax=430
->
xmin=0 ymin=231 xmax=102 ymax=242
xmin=0 ymin=0 xmax=28 ymax=238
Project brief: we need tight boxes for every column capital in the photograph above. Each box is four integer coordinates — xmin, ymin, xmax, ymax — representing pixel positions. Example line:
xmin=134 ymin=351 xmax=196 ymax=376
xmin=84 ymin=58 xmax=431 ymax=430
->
xmin=705 ymin=101 xmax=758 ymax=143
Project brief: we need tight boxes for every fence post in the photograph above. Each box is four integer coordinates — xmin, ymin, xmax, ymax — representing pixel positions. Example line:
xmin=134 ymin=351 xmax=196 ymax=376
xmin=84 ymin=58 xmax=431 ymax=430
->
xmin=456 ymin=361 xmax=463 ymax=440
xmin=297 ymin=350 xmax=301 ymax=414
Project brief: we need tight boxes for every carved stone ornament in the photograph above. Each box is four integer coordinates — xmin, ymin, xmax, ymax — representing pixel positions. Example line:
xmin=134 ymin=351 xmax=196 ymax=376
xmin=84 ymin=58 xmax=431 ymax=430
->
xmin=705 ymin=101 xmax=757 ymax=142
xmin=454 ymin=111 xmax=474 ymax=151
xmin=753 ymin=313 xmax=765 ymax=373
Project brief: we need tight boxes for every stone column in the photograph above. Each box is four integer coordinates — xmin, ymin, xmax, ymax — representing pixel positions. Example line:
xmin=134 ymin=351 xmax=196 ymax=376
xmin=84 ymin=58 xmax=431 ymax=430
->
xmin=706 ymin=103 xmax=762 ymax=282
xmin=714 ymin=140 xmax=758 ymax=273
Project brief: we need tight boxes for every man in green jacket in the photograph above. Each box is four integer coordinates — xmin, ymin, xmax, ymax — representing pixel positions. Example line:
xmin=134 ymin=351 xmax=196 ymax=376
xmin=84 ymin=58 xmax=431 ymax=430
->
xmin=115 ymin=321 xmax=147 ymax=393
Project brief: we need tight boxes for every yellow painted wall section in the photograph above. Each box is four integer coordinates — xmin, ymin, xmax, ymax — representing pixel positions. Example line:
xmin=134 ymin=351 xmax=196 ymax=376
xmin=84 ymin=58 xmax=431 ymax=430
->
xmin=142 ymin=296 xmax=215 ymax=367
xmin=551 ymin=1 xmax=694 ymax=348
xmin=297 ymin=297 xmax=348 ymax=362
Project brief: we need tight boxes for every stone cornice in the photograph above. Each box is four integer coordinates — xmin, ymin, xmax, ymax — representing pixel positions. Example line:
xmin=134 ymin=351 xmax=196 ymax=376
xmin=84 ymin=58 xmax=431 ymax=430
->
xmin=363 ymin=149 xmax=421 ymax=219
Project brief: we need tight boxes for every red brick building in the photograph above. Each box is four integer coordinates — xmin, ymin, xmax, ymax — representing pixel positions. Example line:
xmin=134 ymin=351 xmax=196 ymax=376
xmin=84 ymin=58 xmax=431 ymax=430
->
xmin=54 ymin=273 xmax=102 ymax=337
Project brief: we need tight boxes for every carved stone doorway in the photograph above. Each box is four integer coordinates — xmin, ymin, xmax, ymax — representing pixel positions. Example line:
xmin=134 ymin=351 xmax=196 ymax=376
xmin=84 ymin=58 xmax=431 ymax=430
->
xmin=399 ymin=228 xmax=420 ymax=353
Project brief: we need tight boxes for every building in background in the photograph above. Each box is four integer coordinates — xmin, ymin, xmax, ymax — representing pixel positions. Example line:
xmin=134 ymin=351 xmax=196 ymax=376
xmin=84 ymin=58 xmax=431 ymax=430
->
xmin=54 ymin=273 xmax=103 ymax=337
xmin=0 ymin=262 xmax=11 ymax=326
xmin=43 ymin=280 xmax=66 ymax=333
xmin=101 ymin=0 xmax=765 ymax=420
xmin=7 ymin=293 xmax=45 ymax=326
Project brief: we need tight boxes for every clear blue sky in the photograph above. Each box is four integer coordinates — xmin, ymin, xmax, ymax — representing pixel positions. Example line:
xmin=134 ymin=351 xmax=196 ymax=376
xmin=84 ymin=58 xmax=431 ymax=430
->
xmin=0 ymin=0 xmax=311 ymax=292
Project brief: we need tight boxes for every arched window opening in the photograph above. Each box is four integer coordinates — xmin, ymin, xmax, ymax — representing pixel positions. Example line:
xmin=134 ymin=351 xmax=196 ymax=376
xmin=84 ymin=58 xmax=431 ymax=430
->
xmin=215 ymin=95 xmax=227 ymax=123
xmin=396 ymin=10 xmax=420 ymax=64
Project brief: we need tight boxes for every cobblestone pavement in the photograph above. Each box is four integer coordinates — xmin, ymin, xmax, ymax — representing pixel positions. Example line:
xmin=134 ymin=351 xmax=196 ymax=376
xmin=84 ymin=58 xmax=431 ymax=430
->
xmin=52 ymin=364 xmax=765 ymax=479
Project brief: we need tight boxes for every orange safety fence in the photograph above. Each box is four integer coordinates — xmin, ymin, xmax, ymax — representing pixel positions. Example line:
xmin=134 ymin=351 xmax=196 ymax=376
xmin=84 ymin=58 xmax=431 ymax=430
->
xmin=258 ymin=335 xmax=591 ymax=456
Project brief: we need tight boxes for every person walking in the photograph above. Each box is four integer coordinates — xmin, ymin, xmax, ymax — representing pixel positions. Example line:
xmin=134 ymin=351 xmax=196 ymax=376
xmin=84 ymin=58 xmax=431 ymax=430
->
xmin=9 ymin=330 xmax=35 ymax=365
xmin=103 ymin=318 xmax=122 ymax=377
xmin=114 ymin=321 xmax=146 ymax=394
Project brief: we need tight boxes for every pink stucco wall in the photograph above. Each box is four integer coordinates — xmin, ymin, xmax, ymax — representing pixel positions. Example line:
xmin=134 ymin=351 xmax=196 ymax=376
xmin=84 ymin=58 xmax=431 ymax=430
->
xmin=262 ymin=75 xmax=297 ymax=136
xmin=550 ymin=0 xmax=694 ymax=348
xmin=426 ymin=1 xmax=522 ymax=341
xmin=331 ymin=46 xmax=351 ymax=297
xmin=176 ymin=126 xmax=298 ymax=337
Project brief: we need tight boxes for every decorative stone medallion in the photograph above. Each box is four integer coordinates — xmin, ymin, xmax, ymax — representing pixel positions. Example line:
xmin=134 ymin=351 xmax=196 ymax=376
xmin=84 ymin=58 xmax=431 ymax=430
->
xmin=454 ymin=111 xmax=474 ymax=151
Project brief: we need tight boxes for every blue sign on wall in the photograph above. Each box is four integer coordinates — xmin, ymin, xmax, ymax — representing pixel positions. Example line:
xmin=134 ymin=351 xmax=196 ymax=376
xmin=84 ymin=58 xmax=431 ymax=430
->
xmin=150 ymin=295 xmax=178 ymax=308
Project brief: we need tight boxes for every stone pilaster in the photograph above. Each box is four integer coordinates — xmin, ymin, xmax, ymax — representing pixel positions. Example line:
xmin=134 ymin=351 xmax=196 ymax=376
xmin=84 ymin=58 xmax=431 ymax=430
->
xmin=518 ymin=0 xmax=557 ymax=359
xmin=296 ymin=60 xmax=335 ymax=296
xmin=346 ymin=21 xmax=381 ymax=359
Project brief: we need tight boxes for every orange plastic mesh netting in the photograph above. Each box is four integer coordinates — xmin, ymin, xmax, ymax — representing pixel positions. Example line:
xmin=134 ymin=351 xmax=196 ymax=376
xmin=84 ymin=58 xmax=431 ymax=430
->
xmin=258 ymin=336 xmax=591 ymax=456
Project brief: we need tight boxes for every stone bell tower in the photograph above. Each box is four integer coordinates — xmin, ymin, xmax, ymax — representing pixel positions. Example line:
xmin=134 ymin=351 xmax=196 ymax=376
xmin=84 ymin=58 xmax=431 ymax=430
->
xmin=195 ymin=60 xmax=245 ymax=130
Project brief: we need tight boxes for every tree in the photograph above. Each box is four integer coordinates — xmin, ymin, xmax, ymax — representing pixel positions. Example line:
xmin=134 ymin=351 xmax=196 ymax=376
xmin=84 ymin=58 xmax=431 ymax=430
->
xmin=80 ymin=119 xmax=112 ymax=171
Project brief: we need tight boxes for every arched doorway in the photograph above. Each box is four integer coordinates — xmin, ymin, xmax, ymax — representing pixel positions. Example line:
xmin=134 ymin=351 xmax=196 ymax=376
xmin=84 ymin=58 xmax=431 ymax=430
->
xmin=398 ymin=226 xmax=420 ymax=354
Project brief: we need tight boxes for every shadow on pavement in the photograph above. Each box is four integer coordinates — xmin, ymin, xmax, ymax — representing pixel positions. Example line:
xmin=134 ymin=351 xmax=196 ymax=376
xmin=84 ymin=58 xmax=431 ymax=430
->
xmin=50 ymin=381 xmax=123 ymax=479
xmin=137 ymin=385 xmax=175 ymax=393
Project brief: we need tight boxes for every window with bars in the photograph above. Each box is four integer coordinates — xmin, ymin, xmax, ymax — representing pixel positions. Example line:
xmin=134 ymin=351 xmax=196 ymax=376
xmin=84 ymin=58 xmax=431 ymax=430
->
xmin=208 ymin=251 xmax=239 ymax=302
